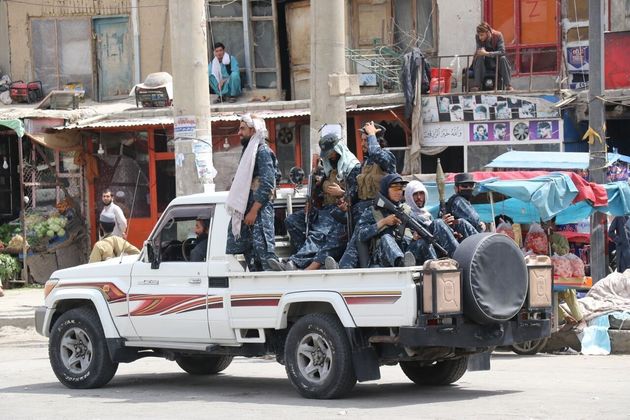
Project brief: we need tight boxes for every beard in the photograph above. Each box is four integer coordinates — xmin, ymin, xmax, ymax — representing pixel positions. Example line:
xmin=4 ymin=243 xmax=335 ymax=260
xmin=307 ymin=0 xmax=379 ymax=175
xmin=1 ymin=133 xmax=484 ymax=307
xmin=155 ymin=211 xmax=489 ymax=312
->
xmin=459 ymin=190 xmax=473 ymax=201
xmin=240 ymin=135 xmax=251 ymax=147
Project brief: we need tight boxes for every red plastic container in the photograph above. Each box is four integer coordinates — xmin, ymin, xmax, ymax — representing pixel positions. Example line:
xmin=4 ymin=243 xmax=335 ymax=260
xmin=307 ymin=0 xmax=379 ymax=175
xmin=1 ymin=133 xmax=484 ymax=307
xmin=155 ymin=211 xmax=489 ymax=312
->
xmin=430 ymin=68 xmax=453 ymax=94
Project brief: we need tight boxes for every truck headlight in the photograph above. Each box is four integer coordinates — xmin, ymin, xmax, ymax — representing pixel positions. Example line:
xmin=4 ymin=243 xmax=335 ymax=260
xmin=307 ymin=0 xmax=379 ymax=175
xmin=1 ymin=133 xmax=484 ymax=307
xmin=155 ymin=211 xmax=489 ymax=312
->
xmin=44 ymin=279 xmax=59 ymax=298
xmin=422 ymin=259 xmax=462 ymax=315
xmin=524 ymin=255 xmax=553 ymax=309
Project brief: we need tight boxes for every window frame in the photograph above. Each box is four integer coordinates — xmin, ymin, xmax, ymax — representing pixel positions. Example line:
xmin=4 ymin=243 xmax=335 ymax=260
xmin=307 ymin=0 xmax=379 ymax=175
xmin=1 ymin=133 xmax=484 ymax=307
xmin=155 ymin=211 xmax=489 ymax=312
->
xmin=484 ymin=0 xmax=562 ymax=76
xmin=392 ymin=0 xmax=438 ymax=54
xmin=151 ymin=204 xmax=215 ymax=263
xmin=206 ymin=0 xmax=281 ymax=91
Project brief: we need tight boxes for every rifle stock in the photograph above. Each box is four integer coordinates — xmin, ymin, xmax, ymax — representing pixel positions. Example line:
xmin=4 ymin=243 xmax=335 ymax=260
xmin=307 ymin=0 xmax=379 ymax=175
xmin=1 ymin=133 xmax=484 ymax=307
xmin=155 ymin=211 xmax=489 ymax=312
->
xmin=375 ymin=192 xmax=448 ymax=257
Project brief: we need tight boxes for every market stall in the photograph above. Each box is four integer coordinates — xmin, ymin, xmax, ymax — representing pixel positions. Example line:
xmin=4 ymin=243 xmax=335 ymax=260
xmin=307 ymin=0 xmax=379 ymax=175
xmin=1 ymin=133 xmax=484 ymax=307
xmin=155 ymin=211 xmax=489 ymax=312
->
xmin=0 ymin=118 xmax=89 ymax=286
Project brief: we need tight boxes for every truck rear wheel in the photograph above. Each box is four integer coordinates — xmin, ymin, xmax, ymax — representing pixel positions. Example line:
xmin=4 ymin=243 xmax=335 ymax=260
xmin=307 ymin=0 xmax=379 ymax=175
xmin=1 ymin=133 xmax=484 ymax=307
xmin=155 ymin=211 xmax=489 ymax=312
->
xmin=49 ymin=307 xmax=118 ymax=389
xmin=510 ymin=338 xmax=548 ymax=355
xmin=176 ymin=355 xmax=233 ymax=375
xmin=285 ymin=313 xmax=357 ymax=399
xmin=400 ymin=357 xmax=468 ymax=386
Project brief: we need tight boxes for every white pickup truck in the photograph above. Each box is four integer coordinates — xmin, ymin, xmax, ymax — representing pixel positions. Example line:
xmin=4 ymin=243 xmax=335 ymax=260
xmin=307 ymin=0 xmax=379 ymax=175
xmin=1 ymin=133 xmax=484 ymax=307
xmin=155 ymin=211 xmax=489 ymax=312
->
xmin=36 ymin=191 xmax=553 ymax=399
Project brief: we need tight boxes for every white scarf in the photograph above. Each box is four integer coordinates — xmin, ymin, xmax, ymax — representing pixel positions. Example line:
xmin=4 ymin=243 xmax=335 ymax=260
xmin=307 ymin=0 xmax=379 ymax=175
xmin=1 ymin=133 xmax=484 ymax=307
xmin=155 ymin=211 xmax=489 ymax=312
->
xmin=211 ymin=53 xmax=231 ymax=84
xmin=226 ymin=115 xmax=268 ymax=238
xmin=405 ymin=180 xmax=432 ymax=223
xmin=322 ymin=141 xmax=360 ymax=181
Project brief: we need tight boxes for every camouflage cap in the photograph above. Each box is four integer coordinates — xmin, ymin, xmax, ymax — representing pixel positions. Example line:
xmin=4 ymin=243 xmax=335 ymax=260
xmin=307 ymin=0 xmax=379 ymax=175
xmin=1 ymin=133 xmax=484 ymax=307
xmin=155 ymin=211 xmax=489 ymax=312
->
xmin=319 ymin=133 xmax=340 ymax=158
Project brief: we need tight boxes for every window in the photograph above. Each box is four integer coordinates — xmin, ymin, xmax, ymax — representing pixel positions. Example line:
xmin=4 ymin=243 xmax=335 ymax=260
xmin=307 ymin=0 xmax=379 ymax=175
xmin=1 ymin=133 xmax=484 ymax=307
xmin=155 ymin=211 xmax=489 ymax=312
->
xmin=207 ymin=0 xmax=280 ymax=89
xmin=31 ymin=18 xmax=94 ymax=98
xmin=153 ymin=205 xmax=215 ymax=262
xmin=92 ymin=131 xmax=151 ymax=218
xmin=393 ymin=0 xmax=437 ymax=52
xmin=486 ymin=0 xmax=560 ymax=74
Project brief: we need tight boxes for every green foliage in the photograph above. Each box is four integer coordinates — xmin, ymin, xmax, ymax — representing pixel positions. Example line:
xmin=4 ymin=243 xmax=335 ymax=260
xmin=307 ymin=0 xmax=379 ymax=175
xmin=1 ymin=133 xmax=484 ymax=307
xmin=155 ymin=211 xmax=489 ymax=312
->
xmin=0 ymin=254 xmax=20 ymax=282
xmin=0 ymin=224 xmax=20 ymax=244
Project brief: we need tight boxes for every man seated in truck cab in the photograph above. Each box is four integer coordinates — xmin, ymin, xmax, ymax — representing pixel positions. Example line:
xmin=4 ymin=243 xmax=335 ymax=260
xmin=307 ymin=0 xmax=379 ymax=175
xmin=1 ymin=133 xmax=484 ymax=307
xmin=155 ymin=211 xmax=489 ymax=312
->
xmin=352 ymin=174 xmax=417 ymax=268
xmin=89 ymin=213 xmax=140 ymax=263
xmin=189 ymin=217 xmax=210 ymax=262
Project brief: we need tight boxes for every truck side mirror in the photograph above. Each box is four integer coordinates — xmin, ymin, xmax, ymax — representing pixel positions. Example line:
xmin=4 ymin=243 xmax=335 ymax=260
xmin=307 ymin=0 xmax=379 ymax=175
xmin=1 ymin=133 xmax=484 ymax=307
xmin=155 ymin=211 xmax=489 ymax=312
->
xmin=289 ymin=166 xmax=305 ymax=185
xmin=145 ymin=241 xmax=160 ymax=269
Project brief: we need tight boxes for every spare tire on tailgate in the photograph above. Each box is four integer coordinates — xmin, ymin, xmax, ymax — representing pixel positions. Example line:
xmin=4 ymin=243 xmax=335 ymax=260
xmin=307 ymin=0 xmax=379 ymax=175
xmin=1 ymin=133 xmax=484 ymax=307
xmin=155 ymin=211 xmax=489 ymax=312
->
xmin=453 ymin=233 xmax=527 ymax=324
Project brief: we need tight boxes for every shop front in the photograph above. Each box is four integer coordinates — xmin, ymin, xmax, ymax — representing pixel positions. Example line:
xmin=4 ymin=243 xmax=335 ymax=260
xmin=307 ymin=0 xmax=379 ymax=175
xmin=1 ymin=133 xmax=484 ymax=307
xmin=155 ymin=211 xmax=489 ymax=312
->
xmin=60 ymin=105 xmax=408 ymax=249
xmin=418 ymin=93 xmax=564 ymax=173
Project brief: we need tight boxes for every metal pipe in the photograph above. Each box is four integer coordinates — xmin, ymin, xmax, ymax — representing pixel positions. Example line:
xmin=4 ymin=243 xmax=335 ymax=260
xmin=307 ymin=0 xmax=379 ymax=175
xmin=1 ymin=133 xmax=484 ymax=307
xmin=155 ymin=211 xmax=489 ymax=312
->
xmin=131 ymin=0 xmax=141 ymax=85
xmin=242 ymin=0 xmax=253 ymax=89
xmin=17 ymin=135 xmax=27 ymax=284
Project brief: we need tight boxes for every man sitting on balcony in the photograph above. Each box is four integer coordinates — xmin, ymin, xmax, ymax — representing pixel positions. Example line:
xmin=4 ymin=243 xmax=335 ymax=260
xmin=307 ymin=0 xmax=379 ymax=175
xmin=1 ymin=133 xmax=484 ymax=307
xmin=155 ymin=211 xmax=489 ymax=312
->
xmin=471 ymin=22 xmax=513 ymax=91
xmin=208 ymin=42 xmax=242 ymax=103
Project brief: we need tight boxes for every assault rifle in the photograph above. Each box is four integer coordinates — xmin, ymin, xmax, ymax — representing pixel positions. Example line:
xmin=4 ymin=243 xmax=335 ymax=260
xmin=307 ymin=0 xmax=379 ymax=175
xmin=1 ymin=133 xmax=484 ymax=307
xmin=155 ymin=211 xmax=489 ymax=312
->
xmin=375 ymin=192 xmax=449 ymax=257
xmin=305 ymin=160 xmax=324 ymax=237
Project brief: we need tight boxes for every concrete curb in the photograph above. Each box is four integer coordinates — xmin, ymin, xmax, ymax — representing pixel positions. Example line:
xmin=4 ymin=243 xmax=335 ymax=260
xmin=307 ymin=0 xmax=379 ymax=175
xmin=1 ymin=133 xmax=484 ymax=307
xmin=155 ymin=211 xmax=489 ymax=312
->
xmin=0 ymin=316 xmax=34 ymax=329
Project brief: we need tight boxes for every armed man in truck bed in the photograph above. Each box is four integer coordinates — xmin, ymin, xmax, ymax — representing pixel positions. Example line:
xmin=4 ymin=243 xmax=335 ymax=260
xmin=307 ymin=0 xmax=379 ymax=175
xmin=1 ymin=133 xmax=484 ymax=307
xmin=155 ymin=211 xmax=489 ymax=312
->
xmin=225 ymin=114 xmax=279 ymax=271
xmin=270 ymin=126 xmax=359 ymax=271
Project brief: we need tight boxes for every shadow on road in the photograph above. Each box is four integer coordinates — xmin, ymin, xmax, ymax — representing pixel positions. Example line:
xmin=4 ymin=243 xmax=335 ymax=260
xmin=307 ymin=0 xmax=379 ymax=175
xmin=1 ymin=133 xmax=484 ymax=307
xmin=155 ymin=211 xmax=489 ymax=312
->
xmin=0 ymin=370 xmax=520 ymax=408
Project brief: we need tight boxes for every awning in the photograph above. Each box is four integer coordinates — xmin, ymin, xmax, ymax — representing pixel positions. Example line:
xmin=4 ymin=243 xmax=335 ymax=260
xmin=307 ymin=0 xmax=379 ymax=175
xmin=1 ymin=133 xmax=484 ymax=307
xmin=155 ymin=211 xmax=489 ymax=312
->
xmin=25 ymin=130 xmax=83 ymax=151
xmin=54 ymin=105 xmax=403 ymax=131
xmin=0 ymin=119 xmax=25 ymax=137
xmin=486 ymin=151 xmax=630 ymax=170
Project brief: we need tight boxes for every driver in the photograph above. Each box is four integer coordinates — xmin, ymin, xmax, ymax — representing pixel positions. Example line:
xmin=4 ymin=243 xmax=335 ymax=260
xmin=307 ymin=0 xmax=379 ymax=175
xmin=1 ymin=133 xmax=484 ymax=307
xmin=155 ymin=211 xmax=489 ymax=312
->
xmin=190 ymin=217 xmax=210 ymax=262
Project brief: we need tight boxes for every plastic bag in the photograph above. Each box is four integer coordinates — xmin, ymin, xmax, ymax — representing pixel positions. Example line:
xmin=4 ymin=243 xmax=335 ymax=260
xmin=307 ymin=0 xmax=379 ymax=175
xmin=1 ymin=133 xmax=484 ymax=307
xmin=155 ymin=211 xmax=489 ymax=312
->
xmin=496 ymin=220 xmax=515 ymax=240
xmin=566 ymin=253 xmax=585 ymax=277
xmin=525 ymin=223 xmax=548 ymax=255
xmin=551 ymin=254 xmax=572 ymax=278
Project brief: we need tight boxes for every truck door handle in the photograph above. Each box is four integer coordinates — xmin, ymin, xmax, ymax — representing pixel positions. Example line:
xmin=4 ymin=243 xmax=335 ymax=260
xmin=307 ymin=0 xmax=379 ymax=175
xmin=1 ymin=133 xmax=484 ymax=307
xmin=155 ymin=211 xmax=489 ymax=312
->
xmin=189 ymin=278 xmax=202 ymax=284
xmin=140 ymin=279 xmax=159 ymax=285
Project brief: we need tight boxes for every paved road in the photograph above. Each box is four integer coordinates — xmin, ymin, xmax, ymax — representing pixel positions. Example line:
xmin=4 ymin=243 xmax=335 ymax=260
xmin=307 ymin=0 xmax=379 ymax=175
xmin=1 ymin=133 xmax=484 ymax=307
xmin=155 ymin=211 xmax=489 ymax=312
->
xmin=1 ymin=327 xmax=629 ymax=420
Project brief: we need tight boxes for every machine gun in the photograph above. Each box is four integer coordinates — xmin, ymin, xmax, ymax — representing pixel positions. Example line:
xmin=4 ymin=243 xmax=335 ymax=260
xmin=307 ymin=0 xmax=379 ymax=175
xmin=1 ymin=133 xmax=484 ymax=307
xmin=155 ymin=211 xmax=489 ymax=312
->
xmin=343 ymin=189 xmax=353 ymax=237
xmin=375 ymin=192 xmax=449 ymax=257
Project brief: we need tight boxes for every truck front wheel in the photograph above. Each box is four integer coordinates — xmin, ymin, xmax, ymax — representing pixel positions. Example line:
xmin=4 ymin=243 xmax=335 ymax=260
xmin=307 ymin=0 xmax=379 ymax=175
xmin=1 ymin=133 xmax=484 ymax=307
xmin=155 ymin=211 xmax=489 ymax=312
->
xmin=49 ymin=307 xmax=118 ymax=389
xmin=400 ymin=357 xmax=468 ymax=386
xmin=285 ymin=313 xmax=357 ymax=399
xmin=176 ymin=355 xmax=233 ymax=375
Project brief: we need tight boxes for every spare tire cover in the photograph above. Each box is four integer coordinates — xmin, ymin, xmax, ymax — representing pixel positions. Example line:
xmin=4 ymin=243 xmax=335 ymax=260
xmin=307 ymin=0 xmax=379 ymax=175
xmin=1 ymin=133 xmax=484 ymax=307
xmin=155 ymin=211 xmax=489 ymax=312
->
xmin=453 ymin=233 xmax=527 ymax=324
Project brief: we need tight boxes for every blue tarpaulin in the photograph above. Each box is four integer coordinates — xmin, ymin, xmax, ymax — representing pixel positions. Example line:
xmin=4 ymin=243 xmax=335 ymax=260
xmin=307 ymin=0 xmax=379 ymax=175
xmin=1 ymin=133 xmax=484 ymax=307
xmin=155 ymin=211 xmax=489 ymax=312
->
xmin=486 ymin=151 xmax=630 ymax=170
xmin=423 ymin=175 xmax=630 ymax=224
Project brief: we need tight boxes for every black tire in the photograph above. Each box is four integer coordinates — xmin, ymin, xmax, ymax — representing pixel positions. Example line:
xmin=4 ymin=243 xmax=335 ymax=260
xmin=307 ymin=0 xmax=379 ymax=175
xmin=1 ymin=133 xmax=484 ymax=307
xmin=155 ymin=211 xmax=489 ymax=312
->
xmin=400 ymin=357 xmax=469 ymax=386
xmin=453 ymin=234 xmax=528 ymax=324
xmin=285 ymin=313 xmax=357 ymax=399
xmin=176 ymin=355 xmax=233 ymax=375
xmin=510 ymin=338 xmax=548 ymax=355
xmin=49 ymin=307 xmax=118 ymax=389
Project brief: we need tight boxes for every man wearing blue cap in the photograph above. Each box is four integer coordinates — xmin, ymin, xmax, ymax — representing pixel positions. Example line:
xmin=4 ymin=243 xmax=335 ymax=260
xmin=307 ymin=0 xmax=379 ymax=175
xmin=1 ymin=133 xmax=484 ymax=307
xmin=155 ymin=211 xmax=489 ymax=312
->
xmin=350 ymin=173 xmax=417 ymax=268
xmin=89 ymin=213 xmax=140 ymax=263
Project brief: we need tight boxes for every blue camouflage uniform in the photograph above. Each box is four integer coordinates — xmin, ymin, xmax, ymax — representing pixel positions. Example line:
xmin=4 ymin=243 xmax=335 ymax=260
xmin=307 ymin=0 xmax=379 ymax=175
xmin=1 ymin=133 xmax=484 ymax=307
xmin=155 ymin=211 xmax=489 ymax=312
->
xmin=288 ymin=164 xmax=360 ymax=268
xmin=403 ymin=180 xmax=460 ymax=264
xmin=445 ymin=194 xmax=484 ymax=239
xmin=355 ymin=204 xmax=417 ymax=267
xmin=226 ymin=142 xmax=278 ymax=271
xmin=339 ymin=134 xmax=397 ymax=268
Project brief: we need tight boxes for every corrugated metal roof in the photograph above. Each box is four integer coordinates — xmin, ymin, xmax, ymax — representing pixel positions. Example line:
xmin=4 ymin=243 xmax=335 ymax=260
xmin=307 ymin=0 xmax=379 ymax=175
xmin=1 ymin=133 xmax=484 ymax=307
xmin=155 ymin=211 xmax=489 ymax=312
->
xmin=54 ymin=104 xmax=402 ymax=130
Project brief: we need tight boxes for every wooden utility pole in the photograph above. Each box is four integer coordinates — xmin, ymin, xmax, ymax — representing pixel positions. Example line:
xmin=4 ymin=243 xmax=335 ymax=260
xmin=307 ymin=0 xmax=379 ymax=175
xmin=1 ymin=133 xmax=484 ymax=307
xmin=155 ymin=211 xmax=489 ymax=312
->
xmin=588 ymin=0 xmax=608 ymax=281
xmin=169 ymin=0 xmax=214 ymax=195
xmin=309 ymin=0 xmax=349 ymax=169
